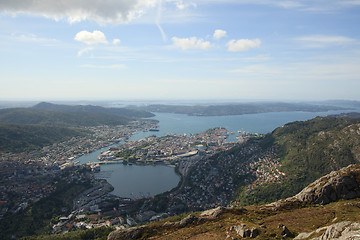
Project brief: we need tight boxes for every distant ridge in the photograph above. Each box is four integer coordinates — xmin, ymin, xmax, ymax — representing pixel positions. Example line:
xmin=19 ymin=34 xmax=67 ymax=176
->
xmin=132 ymin=102 xmax=350 ymax=116
xmin=33 ymin=102 xmax=154 ymax=118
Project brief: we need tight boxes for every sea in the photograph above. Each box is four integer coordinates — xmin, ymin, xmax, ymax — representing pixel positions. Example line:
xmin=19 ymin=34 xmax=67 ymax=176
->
xmin=76 ymin=109 xmax=359 ymax=199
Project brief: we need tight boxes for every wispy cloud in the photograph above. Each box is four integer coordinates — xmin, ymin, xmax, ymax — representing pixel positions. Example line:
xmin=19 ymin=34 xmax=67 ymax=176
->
xmin=77 ymin=47 xmax=94 ymax=57
xmin=81 ymin=64 xmax=127 ymax=69
xmin=339 ymin=0 xmax=360 ymax=6
xmin=228 ymin=59 xmax=360 ymax=81
xmin=228 ymin=64 xmax=281 ymax=74
xmin=12 ymin=33 xmax=58 ymax=45
xmin=156 ymin=0 xmax=168 ymax=42
xmin=295 ymin=35 xmax=356 ymax=48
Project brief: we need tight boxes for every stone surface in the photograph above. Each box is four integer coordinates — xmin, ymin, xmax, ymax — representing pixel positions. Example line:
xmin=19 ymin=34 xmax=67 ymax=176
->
xmin=250 ymin=227 xmax=259 ymax=238
xmin=107 ymin=226 xmax=149 ymax=240
xmin=199 ymin=206 xmax=225 ymax=218
xmin=264 ymin=164 xmax=360 ymax=210
xmin=179 ymin=214 xmax=198 ymax=227
xmin=295 ymin=221 xmax=360 ymax=240
xmin=232 ymin=225 xmax=259 ymax=238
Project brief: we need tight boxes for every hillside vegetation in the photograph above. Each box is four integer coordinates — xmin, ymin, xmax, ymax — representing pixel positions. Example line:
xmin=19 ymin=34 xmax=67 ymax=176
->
xmin=0 ymin=108 xmax=130 ymax=127
xmin=32 ymin=102 xmax=154 ymax=118
xmin=0 ymin=102 xmax=154 ymax=153
xmin=0 ymin=123 xmax=87 ymax=152
xmin=234 ymin=115 xmax=360 ymax=205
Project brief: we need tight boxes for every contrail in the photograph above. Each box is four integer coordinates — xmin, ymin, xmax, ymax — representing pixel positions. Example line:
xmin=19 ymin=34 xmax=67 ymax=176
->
xmin=156 ymin=0 xmax=167 ymax=42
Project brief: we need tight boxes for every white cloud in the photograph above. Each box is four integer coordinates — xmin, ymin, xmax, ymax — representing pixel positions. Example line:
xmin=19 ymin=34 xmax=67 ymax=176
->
xmin=170 ymin=0 xmax=197 ymax=10
xmin=113 ymin=38 xmax=121 ymax=45
xmin=77 ymin=47 xmax=94 ymax=57
xmin=81 ymin=64 xmax=127 ymax=69
xmin=172 ymin=37 xmax=211 ymax=50
xmin=213 ymin=29 xmax=227 ymax=40
xmin=75 ymin=30 xmax=108 ymax=45
xmin=226 ymin=39 xmax=261 ymax=52
xmin=0 ymin=0 xmax=158 ymax=24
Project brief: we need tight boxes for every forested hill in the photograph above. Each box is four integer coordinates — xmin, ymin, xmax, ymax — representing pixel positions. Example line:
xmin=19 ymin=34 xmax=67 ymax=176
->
xmin=32 ymin=102 xmax=154 ymax=118
xmin=231 ymin=114 xmax=360 ymax=205
xmin=0 ymin=123 xmax=87 ymax=153
xmin=0 ymin=108 xmax=130 ymax=127
xmin=0 ymin=102 xmax=155 ymax=153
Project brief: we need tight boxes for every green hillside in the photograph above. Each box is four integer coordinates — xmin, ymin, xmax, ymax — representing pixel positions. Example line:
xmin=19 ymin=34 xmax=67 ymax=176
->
xmin=0 ymin=108 xmax=130 ymax=127
xmin=0 ymin=123 xmax=87 ymax=152
xmin=233 ymin=115 xmax=360 ymax=205
xmin=32 ymin=102 xmax=155 ymax=118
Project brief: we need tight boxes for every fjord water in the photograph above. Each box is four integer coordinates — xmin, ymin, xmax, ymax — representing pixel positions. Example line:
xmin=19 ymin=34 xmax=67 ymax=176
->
xmin=77 ymin=109 xmax=355 ymax=199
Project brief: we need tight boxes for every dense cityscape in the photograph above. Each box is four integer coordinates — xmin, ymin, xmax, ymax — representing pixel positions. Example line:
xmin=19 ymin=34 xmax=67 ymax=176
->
xmin=0 ymin=120 xmax=156 ymax=221
xmin=0 ymin=112 xmax=292 ymax=236
xmin=0 ymin=116 xmax=264 ymax=233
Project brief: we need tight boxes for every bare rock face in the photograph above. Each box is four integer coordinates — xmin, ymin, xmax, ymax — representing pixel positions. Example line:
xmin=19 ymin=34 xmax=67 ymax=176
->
xmin=107 ymin=226 xmax=150 ymax=240
xmin=179 ymin=214 xmax=198 ymax=227
xmin=295 ymin=221 xmax=360 ymax=240
xmin=231 ymin=224 xmax=259 ymax=238
xmin=199 ymin=206 xmax=225 ymax=219
xmin=293 ymin=164 xmax=360 ymax=205
xmin=265 ymin=164 xmax=360 ymax=210
xmin=278 ymin=224 xmax=293 ymax=238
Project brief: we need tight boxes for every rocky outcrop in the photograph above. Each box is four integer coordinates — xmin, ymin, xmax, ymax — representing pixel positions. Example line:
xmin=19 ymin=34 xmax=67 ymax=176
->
xmin=199 ymin=206 xmax=225 ymax=219
xmin=293 ymin=164 xmax=360 ymax=205
xmin=230 ymin=224 xmax=259 ymax=238
xmin=179 ymin=214 xmax=198 ymax=227
xmin=107 ymin=208 xmax=229 ymax=240
xmin=107 ymin=226 xmax=152 ymax=240
xmin=264 ymin=164 xmax=360 ymax=210
xmin=295 ymin=221 xmax=360 ymax=240
xmin=278 ymin=224 xmax=293 ymax=238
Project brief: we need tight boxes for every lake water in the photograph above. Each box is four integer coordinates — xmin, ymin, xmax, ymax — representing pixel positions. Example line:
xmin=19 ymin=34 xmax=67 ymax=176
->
xmin=77 ymin=109 xmax=358 ymax=198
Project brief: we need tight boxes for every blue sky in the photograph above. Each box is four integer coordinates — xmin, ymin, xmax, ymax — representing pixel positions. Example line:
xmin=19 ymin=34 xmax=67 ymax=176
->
xmin=0 ymin=0 xmax=359 ymax=101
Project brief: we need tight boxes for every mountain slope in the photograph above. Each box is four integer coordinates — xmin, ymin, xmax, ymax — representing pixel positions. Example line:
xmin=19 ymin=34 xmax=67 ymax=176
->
xmin=0 ymin=108 xmax=130 ymax=127
xmin=106 ymin=164 xmax=360 ymax=240
xmin=32 ymin=102 xmax=155 ymax=118
xmin=231 ymin=115 xmax=360 ymax=205
xmin=0 ymin=123 xmax=87 ymax=152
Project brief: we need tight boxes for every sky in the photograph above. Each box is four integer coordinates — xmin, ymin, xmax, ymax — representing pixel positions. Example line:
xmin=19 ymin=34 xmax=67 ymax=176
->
xmin=0 ymin=0 xmax=359 ymax=101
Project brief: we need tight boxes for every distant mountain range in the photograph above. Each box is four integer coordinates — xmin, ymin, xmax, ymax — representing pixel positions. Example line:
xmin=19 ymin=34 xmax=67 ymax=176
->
xmin=0 ymin=102 xmax=154 ymax=127
xmin=131 ymin=102 xmax=352 ymax=116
